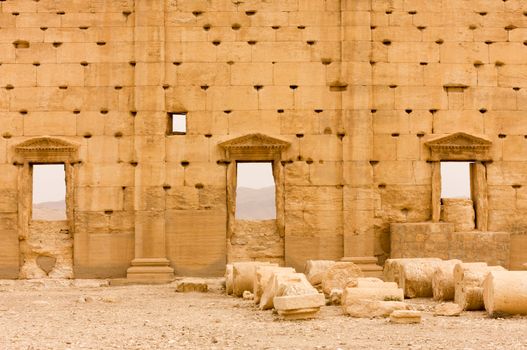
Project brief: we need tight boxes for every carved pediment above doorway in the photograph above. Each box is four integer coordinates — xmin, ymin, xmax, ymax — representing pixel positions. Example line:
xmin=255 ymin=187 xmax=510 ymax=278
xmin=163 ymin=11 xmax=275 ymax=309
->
xmin=219 ymin=133 xmax=290 ymax=161
xmin=14 ymin=137 xmax=80 ymax=163
xmin=425 ymin=132 xmax=492 ymax=161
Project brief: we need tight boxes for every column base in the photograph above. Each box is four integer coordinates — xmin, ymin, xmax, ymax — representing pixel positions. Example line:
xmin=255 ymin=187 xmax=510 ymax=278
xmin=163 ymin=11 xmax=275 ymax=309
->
xmin=341 ymin=256 xmax=384 ymax=279
xmin=112 ymin=258 xmax=175 ymax=285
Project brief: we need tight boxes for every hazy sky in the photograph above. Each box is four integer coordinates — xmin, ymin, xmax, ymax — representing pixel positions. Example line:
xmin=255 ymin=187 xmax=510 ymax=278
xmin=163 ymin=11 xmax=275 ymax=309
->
xmin=32 ymin=164 xmax=66 ymax=204
xmin=237 ymin=163 xmax=275 ymax=189
xmin=441 ymin=162 xmax=471 ymax=198
xmin=31 ymin=162 xmax=472 ymax=203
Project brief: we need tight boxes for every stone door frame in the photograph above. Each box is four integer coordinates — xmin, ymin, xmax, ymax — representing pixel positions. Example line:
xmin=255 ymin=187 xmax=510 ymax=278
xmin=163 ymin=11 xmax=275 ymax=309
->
xmin=219 ymin=134 xmax=291 ymax=254
xmin=425 ymin=132 xmax=492 ymax=231
xmin=13 ymin=137 xmax=80 ymax=273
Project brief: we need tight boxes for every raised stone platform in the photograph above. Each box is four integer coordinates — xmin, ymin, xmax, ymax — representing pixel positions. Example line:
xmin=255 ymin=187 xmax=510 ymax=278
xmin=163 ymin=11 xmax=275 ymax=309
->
xmin=390 ymin=223 xmax=510 ymax=268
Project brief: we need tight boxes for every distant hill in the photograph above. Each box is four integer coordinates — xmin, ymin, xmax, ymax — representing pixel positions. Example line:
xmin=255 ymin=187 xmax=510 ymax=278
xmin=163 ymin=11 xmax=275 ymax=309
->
xmin=236 ymin=186 xmax=276 ymax=220
xmin=33 ymin=200 xmax=66 ymax=221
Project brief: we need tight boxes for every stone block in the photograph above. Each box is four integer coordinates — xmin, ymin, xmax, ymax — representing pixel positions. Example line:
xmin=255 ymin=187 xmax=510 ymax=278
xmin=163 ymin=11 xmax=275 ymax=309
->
xmin=175 ymin=278 xmax=209 ymax=293
xmin=344 ymin=300 xmax=409 ymax=318
xmin=434 ymin=302 xmax=462 ymax=317
xmin=483 ymin=271 xmax=527 ymax=316
xmin=342 ymin=287 xmax=404 ymax=305
xmin=305 ymin=260 xmax=336 ymax=287
xmin=232 ymin=261 xmax=277 ymax=297
xmin=390 ymin=310 xmax=421 ymax=324
xmin=254 ymin=266 xmax=296 ymax=304
xmin=273 ymin=293 xmax=325 ymax=320
xmin=454 ymin=262 xmax=506 ymax=311
xmin=321 ymin=262 xmax=363 ymax=295
xmin=432 ymin=259 xmax=463 ymax=301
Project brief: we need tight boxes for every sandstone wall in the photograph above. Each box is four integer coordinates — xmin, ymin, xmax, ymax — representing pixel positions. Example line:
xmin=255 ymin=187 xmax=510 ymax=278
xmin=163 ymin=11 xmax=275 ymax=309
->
xmin=0 ymin=1 xmax=527 ymax=278
xmin=391 ymin=223 xmax=510 ymax=267
xmin=371 ymin=1 xmax=527 ymax=263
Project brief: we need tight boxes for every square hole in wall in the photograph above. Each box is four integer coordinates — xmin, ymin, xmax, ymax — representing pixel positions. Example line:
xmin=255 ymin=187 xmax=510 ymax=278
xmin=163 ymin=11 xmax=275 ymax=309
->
xmin=168 ymin=112 xmax=187 ymax=135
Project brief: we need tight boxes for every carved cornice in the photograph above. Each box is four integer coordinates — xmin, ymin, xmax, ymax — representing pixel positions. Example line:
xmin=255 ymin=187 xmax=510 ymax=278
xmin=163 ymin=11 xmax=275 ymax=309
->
xmin=425 ymin=132 xmax=492 ymax=161
xmin=14 ymin=137 xmax=79 ymax=162
xmin=15 ymin=137 xmax=78 ymax=153
xmin=219 ymin=133 xmax=290 ymax=150
xmin=219 ymin=133 xmax=290 ymax=161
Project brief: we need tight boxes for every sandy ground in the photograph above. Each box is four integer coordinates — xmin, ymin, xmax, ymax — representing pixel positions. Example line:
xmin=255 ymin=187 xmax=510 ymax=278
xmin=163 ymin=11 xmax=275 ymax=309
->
xmin=0 ymin=280 xmax=526 ymax=350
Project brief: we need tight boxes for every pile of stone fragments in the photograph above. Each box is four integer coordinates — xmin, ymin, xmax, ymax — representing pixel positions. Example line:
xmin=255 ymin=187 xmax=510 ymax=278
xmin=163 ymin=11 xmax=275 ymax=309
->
xmin=216 ymin=258 xmax=527 ymax=322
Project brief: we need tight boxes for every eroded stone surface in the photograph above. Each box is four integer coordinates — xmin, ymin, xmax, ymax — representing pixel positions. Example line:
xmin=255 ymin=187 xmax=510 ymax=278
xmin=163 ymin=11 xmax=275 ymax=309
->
xmin=19 ymin=221 xmax=72 ymax=279
xmin=321 ymin=262 xmax=363 ymax=296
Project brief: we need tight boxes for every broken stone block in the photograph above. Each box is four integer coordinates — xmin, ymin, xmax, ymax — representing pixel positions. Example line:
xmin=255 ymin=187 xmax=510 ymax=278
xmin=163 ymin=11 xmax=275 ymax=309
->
xmin=454 ymin=262 xmax=506 ymax=311
xmin=483 ymin=271 xmax=527 ymax=316
xmin=347 ymin=277 xmax=395 ymax=289
xmin=384 ymin=258 xmax=441 ymax=286
xmin=260 ymin=272 xmax=299 ymax=310
xmin=390 ymin=310 xmax=422 ymax=324
xmin=233 ymin=261 xmax=277 ymax=297
xmin=344 ymin=300 xmax=409 ymax=318
xmin=432 ymin=259 xmax=462 ymax=301
xmin=271 ymin=272 xmax=325 ymax=320
xmin=434 ymin=302 xmax=462 ymax=317
xmin=304 ymin=260 xmax=335 ymax=286
xmin=399 ymin=259 xmax=461 ymax=298
xmin=342 ymin=287 xmax=404 ymax=305
xmin=175 ymin=278 xmax=208 ymax=293
xmin=253 ymin=265 xmax=295 ymax=304
xmin=321 ymin=262 xmax=363 ymax=295
xmin=273 ymin=294 xmax=325 ymax=320
xmin=260 ymin=272 xmax=316 ymax=310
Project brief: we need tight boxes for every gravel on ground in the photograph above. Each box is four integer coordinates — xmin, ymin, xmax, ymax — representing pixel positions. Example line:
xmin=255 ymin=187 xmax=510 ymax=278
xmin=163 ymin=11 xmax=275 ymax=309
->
xmin=0 ymin=279 xmax=525 ymax=350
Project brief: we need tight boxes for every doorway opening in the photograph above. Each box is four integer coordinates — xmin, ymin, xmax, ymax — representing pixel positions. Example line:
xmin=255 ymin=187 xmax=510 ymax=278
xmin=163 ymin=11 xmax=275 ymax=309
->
xmin=440 ymin=161 xmax=475 ymax=232
xmin=440 ymin=162 xmax=472 ymax=199
xmin=19 ymin=163 xmax=73 ymax=279
xmin=235 ymin=162 xmax=276 ymax=220
xmin=32 ymin=164 xmax=66 ymax=221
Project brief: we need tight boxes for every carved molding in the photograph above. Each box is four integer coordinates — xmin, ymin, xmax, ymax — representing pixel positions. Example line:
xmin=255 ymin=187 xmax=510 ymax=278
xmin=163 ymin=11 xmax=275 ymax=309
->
xmin=219 ymin=133 xmax=290 ymax=161
xmin=14 ymin=137 xmax=79 ymax=163
xmin=425 ymin=132 xmax=492 ymax=161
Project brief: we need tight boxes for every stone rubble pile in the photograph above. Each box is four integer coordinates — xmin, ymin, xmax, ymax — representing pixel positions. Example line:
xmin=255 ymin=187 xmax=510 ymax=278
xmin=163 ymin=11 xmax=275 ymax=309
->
xmin=221 ymin=257 xmax=527 ymax=321
xmin=226 ymin=262 xmax=324 ymax=320
xmin=454 ymin=262 xmax=506 ymax=311
xmin=384 ymin=257 xmax=527 ymax=317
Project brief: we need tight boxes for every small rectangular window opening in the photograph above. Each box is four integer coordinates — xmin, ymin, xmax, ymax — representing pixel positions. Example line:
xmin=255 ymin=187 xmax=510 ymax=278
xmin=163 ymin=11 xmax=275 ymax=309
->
xmin=440 ymin=162 xmax=472 ymax=199
xmin=236 ymin=162 xmax=276 ymax=220
xmin=32 ymin=164 xmax=66 ymax=221
xmin=168 ymin=112 xmax=187 ymax=135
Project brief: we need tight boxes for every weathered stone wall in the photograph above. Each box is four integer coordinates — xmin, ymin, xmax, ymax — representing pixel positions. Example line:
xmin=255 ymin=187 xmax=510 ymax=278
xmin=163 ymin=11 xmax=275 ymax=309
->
xmin=20 ymin=220 xmax=73 ymax=279
xmin=391 ymin=223 xmax=510 ymax=267
xmin=371 ymin=1 xmax=527 ymax=264
xmin=1 ymin=1 xmax=527 ymax=278
xmin=229 ymin=220 xmax=284 ymax=265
